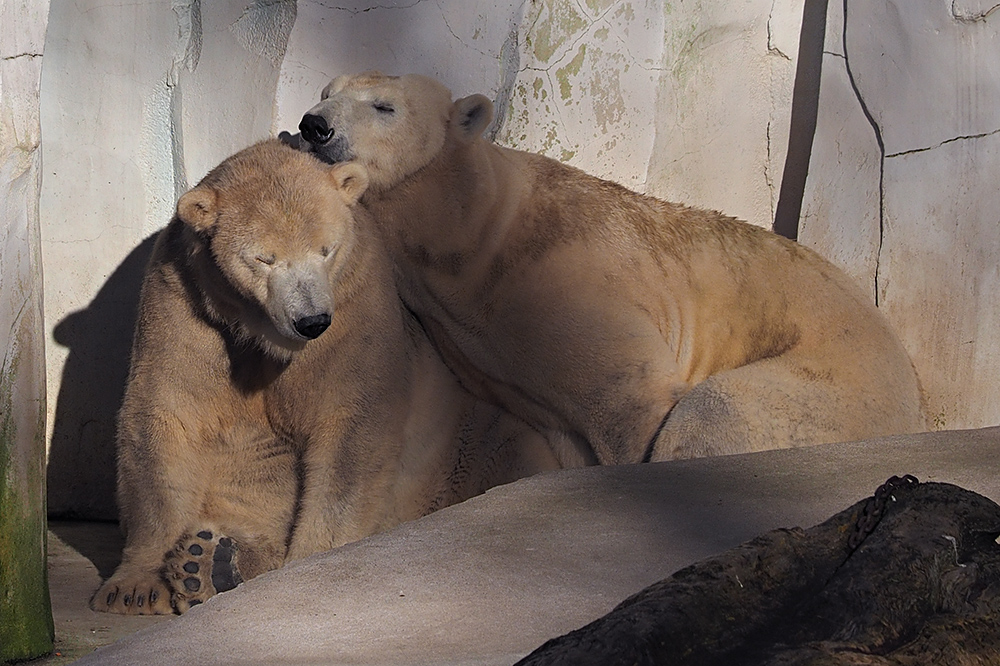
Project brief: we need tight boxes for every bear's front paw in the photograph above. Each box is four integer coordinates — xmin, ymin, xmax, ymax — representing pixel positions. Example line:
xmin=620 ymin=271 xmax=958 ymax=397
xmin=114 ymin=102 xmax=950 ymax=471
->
xmin=90 ymin=568 xmax=174 ymax=615
xmin=162 ymin=530 xmax=244 ymax=613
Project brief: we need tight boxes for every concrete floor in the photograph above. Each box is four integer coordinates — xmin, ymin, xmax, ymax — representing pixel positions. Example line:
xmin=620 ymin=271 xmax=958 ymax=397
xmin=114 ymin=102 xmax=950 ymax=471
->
xmin=36 ymin=522 xmax=170 ymax=664
xmin=33 ymin=426 xmax=1000 ymax=665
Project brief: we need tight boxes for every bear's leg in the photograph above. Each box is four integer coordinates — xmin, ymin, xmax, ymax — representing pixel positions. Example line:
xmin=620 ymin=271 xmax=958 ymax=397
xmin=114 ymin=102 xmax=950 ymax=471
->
xmin=284 ymin=424 xmax=404 ymax=561
xmin=90 ymin=434 xmax=210 ymax=615
xmin=284 ymin=479 xmax=368 ymax=561
xmin=649 ymin=352 xmax=902 ymax=461
xmin=160 ymin=434 xmax=298 ymax=612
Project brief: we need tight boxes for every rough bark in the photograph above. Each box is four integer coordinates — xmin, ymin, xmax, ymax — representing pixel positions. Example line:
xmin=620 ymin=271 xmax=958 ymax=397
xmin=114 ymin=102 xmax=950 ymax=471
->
xmin=517 ymin=481 xmax=1000 ymax=666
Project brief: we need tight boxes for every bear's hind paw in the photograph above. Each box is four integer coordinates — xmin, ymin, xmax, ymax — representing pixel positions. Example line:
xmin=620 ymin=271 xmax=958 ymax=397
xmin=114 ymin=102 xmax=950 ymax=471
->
xmin=162 ymin=529 xmax=244 ymax=613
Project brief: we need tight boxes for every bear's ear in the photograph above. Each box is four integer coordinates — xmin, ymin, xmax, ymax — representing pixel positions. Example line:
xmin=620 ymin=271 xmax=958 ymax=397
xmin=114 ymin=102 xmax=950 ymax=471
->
xmin=177 ymin=187 xmax=218 ymax=232
xmin=329 ymin=162 xmax=369 ymax=205
xmin=321 ymin=74 xmax=355 ymax=100
xmin=450 ymin=94 xmax=493 ymax=143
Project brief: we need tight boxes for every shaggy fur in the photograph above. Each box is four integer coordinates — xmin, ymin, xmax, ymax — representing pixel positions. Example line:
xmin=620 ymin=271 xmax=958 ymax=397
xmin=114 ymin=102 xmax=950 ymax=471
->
xmin=92 ymin=140 xmax=558 ymax=614
xmin=294 ymin=72 xmax=925 ymax=467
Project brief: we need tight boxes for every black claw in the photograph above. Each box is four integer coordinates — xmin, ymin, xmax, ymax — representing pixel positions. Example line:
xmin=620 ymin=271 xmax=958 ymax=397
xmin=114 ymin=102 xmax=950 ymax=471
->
xmin=107 ymin=591 xmax=116 ymax=605
xmin=183 ymin=561 xmax=200 ymax=574
xmin=183 ymin=577 xmax=201 ymax=592
xmin=136 ymin=594 xmax=145 ymax=608
xmin=150 ymin=590 xmax=159 ymax=603
xmin=188 ymin=543 xmax=204 ymax=556
xmin=188 ymin=599 xmax=202 ymax=607
xmin=196 ymin=530 xmax=213 ymax=540
xmin=123 ymin=593 xmax=132 ymax=606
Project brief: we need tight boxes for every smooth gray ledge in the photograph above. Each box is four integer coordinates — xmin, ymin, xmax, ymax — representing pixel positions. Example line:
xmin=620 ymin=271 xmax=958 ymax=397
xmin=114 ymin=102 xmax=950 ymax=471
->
xmin=75 ymin=426 xmax=1000 ymax=666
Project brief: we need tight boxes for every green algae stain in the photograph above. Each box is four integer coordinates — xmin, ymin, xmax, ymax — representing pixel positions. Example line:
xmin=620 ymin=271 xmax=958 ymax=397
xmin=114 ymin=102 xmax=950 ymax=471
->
xmin=613 ymin=2 xmax=635 ymax=22
xmin=663 ymin=0 xmax=707 ymax=89
xmin=0 ymin=344 xmax=54 ymax=664
xmin=532 ymin=76 xmax=544 ymax=100
xmin=589 ymin=59 xmax=628 ymax=133
xmin=585 ymin=0 xmax=617 ymax=14
xmin=556 ymin=43 xmax=588 ymax=101
xmin=538 ymin=124 xmax=562 ymax=155
xmin=530 ymin=0 xmax=588 ymax=63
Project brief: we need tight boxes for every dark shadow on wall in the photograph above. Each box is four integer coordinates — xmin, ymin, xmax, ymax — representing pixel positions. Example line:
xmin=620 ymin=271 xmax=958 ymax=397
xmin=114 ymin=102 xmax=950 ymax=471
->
xmin=46 ymin=233 xmax=161 ymax=523
xmin=49 ymin=520 xmax=125 ymax=580
xmin=772 ymin=0 xmax=830 ymax=241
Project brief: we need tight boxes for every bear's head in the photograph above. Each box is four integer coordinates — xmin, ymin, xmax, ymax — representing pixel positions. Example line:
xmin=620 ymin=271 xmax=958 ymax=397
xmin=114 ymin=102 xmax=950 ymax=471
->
xmin=176 ymin=139 xmax=369 ymax=361
xmin=291 ymin=71 xmax=493 ymax=193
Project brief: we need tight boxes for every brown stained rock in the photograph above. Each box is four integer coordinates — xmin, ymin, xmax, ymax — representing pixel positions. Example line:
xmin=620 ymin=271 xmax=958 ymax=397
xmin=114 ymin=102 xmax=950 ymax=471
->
xmin=517 ymin=481 xmax=1000 ymax=666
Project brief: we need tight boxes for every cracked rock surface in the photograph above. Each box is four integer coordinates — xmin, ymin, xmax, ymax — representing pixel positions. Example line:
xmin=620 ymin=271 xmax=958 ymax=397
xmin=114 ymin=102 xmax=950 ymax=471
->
xmin=802 ymin=0 xmax=1000 ymax=432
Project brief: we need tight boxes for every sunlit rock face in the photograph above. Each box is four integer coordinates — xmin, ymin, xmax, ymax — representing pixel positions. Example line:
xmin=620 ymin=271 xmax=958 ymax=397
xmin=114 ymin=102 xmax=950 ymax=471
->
xmin=38 ymin=0 xmax=1000 ymax=518
xmin=800 ymin=0 xmax=1000 ymax=432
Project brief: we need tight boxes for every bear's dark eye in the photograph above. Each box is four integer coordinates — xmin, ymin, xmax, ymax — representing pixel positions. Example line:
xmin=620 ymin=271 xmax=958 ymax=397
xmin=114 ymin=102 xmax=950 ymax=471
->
xmin=373 ymin=101 xmax=395 ymax=115
xmin=255 ymin=254 xmax=276 ymax=266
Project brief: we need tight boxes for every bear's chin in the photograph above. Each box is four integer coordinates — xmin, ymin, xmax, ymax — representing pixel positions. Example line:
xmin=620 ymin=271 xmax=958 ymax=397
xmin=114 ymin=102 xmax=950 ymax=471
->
xmin=256 ymin=337 xmax=306 ymax=363
xmin=230 ymin=320 xmax=307 ymax=363
xmin=310 ymin=136 xmax=352 ymax=166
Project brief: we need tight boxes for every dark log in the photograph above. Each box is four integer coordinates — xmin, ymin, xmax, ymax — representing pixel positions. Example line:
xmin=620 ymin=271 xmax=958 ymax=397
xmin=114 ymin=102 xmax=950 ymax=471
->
xmin=516 ymin=480 xmax=1000 ymax=666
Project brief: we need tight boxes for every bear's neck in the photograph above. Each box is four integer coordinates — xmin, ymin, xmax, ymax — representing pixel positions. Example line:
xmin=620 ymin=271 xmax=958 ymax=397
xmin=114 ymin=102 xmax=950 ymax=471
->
xmin=364 ymin=139 xmax=524 ymax=283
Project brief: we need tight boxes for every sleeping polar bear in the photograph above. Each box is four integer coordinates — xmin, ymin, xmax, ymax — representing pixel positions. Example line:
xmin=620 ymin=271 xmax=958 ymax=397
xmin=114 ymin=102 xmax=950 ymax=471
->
xmin=291 ymin=71 xmax=925 ymax=466
xmin=92 ymin=140 xmax=559 ymax=614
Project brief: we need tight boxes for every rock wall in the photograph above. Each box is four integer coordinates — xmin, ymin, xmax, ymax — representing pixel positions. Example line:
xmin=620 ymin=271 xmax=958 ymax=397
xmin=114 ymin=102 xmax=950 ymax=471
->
xmin=800 ymin=0 xmax=1000 ymax=431
xmin=41 ymin=0 xmax=298 ymax=519
xmin=37 ymin=0 xmax=1000 ymax=519
xmin=0 ymin=0 xmax=53 ymax=661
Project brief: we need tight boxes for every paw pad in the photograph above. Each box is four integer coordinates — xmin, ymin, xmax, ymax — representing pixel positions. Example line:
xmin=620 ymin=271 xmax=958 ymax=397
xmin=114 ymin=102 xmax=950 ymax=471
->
xmin=163 ymin=529 xmax=244 ymax=612
xmin=211 ymin=537 xmax=241 ymax=592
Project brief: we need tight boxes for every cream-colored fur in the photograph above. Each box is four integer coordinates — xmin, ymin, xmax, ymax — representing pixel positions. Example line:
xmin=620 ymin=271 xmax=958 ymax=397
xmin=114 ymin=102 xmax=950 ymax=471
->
xmin=91 ymin=140 xmax=558 ymax=615
xmin=294 ymin=72 xmax=925 ymax=467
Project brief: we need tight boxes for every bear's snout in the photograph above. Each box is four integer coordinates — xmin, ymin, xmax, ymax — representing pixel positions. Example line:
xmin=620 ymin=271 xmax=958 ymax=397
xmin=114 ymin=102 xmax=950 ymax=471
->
xmin=300 ymin=114 xmax=333 ymax=145
xmin=293 ymin=313 xmax=332 ymax=340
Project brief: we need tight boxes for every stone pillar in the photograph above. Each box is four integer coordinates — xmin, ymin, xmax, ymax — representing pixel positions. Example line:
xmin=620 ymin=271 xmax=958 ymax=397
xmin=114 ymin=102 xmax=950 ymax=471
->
xmin=0 ymin=0 xmax=54 ymax=662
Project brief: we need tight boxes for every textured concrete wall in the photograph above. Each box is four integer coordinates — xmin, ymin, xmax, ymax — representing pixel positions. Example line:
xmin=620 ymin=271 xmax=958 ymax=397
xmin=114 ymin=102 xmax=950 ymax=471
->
xmin=275 ymin=0 xmax=799 ymax=224
xmin=0 ymin=0 xmax=53 ymax=661
xmin=37 ymin=0 xmax=1000 ymax=519
xmin=800 ymin=0 xmax=1000 ymax=430
xmin=41 ymin=1 xmax=296 ymax=519
xmin=645 ymin=0 xmax=802 ymax=227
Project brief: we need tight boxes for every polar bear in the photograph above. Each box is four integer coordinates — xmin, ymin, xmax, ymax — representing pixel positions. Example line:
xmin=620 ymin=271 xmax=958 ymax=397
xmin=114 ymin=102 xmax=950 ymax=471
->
xmin=91 ymin=139 xmax=559 ymax=615
xmin=291 ymin=71 xmax=925 ymax=467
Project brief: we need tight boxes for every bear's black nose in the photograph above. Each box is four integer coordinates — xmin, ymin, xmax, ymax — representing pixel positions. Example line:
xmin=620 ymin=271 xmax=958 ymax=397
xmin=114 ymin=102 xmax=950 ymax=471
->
xmin=299 ymin=114 xmax=334 ymax=145
xmin=293 ymin=313 xmax=331 ymax=340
